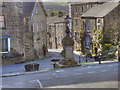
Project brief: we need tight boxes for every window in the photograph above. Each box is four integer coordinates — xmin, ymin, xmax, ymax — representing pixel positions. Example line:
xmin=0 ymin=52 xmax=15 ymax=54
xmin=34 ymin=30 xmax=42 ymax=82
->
xmin=33 ymin=23 xmax=35 ymax=32
xmin=75 ymin=6 xmax=78 ymax=14
xmin=90 ymin=5 xmax=93 ymax=8
xmin=86 ymin=20 xmax=90 ymax=32
xmin=97 ymin=19 xmax=101 ymax=30
xmin=82 ymin=21 xmax=85 ymax=29
xmin=86 ymin=37 xmax=90 ymax=47
xmin=58 ymin=36 xmax=61 ymax=44
xmin=75 ymin=19 xmax=78 ymax=27
xmin=0 ymin=15 xmax=5 ymax=29
xmin=0 ymin=2 xmax=5 ymax=7
xmin=37 ymin=23 xmax=38 ymax=32
xmin=49 ymin=25 xmax=51 ymax=29
xmin=75 ymin=32 xmax=79 ymax=42
xmin=41 ymin=21 xmax=45 ymax=31
xmin=0 ymin=36 xmax=10 ymax=53
xmin=82 ymin=6 xmax=84 ymax=13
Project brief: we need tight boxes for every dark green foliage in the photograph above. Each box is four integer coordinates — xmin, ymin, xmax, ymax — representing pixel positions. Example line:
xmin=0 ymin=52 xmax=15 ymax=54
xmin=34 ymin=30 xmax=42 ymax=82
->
xmin=102 ymin=28 xmax=118 ymax=45
xmin=102 ymin=44 xmax=117 ymax=58
xmin=58 ymin=11 xmax=64 ymax=17
xmin=59 ymin=58 xmax=77 ymax=65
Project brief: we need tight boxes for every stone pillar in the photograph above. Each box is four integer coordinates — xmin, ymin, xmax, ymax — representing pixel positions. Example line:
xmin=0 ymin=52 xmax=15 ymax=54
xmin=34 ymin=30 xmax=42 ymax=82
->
xmin=65 ymin=46 xmax=73 ymax=59
xmin=62 ymin=25 xmax=74 ymax=60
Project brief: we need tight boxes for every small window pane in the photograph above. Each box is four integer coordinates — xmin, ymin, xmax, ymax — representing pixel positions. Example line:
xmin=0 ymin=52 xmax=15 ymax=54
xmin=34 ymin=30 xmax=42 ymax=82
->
xmin=0 ymin=16 xmax=4 ymax=21
xmin=75 ymin=19 xmax=78 ymax=26
xmin=2 ymin=38 xmax=8 ymax=52
xmin=0 ymin=22 xmax=4 ymax=28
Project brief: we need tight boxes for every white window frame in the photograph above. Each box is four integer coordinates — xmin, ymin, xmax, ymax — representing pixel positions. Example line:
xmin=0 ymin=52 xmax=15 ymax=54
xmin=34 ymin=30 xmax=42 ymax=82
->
xmin=97 ymin=19 xmax=101 ymax=30
xmin=0 ymin=36 xmax=10 ymax=53
xmin=0 ymin=15 xmax=5 ymax=29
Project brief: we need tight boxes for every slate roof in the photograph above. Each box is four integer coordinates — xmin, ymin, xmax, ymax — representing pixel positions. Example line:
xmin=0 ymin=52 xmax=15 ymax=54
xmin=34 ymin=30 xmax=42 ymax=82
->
xmin=47 ymin=16 xmax=65 ymax=25
xmin=22 ymin=2 xmax=47 ymax=17
xmin=23 ymin=2 xmax=35 ymax=17
xmin=81 ymin=2 xmax=119 ymax=18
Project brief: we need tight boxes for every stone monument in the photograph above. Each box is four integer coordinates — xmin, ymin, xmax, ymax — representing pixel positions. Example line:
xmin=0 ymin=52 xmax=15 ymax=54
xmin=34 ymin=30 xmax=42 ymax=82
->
xmin=62 ymin=25 xmax=74 ymax=60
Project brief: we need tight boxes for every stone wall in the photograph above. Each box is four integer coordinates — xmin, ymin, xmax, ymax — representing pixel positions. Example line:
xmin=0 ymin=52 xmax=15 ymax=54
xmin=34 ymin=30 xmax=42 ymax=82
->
xmin=103 ymin=5 xmax=119 ymax=44
xmin=24 ymin=17 xmax=36 ymax=60
xmin=2 ymin=2 xmax=25 ymax=55
xmin=31 ymin=2 xmax=47 ymax=57
xmin=71 ymin=2 xmax=97 ymax=50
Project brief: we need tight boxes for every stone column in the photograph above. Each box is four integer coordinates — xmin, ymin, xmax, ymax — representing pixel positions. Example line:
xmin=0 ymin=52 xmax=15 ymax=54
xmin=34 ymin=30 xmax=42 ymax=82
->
xmin=62 ymin=26 xmax=74 ymax=60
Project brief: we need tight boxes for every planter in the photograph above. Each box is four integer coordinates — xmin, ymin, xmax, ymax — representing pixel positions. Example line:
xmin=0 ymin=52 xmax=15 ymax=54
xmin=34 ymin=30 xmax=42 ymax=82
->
xmin=25 ymin=64 xmax=39 ymax=71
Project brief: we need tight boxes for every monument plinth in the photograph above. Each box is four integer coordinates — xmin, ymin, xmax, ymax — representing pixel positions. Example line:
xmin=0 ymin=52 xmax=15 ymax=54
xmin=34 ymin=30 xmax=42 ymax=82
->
xmin=62 ymin=26 xmax=74 ymax=60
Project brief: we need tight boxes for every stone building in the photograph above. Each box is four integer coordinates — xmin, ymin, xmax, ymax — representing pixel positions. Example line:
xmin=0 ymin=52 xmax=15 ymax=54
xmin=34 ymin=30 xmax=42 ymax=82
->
xmin=71 ymin=2 xmax=119 ymax=54
xmin=1 ymin=1 xmax=47 ymax=61
xmin=30 ymin=2 xmax=47 ymax=57
xmin=1 ymin=2 xmax=25 ymax=54
xmin=81 ymin=2 xmax=119 ymax=54
xmin=71 ymin=2 xmax=98 ymax=51
xmin=47 ymin=16 xmax=66 ymax=49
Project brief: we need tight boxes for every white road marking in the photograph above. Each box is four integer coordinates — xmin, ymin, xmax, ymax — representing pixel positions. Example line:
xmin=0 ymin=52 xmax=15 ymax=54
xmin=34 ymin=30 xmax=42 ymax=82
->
xmin=14 ymin=82 xmax=23 ymax=85
xmin=73 ymin=73 xmax=83 ymax=76
xmin=100 ymin=70 xmax=108 ymax=72
xmin=37 ymin=80 xmax=43 ymax=88
xmin=56 ymin=71 xmax=60 ymax=73
xmin=29 ymin=80 xmax=43 ymax=88
xmin=87 ymin=66 xmax=92 ymax=68
xmin=87 ymin=71 xmax=95 ymax=74
xmin=56 ymin=70 xmax=65 ymax=73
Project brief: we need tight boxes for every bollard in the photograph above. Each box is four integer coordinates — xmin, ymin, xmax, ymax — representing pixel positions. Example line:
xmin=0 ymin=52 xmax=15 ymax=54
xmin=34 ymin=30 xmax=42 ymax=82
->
xmin=86 ymin=55 xmax=88 ymax=62
xmin=53 ymin=62 xmax=56 ymax=68
xmin=86 ymin=58 xmax=88 ymax=62
xmin=98 ymin=57 xmax=101 ymax=64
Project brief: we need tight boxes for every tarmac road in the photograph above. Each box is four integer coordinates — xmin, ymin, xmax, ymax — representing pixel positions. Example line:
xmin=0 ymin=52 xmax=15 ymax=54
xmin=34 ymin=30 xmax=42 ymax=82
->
xmin=2 ymin=62 xmax=119 ymax=88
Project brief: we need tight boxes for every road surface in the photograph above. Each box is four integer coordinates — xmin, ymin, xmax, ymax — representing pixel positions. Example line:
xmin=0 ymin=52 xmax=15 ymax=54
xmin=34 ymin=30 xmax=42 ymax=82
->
xmin=2 ymin=62 xmax=119 ymax=88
